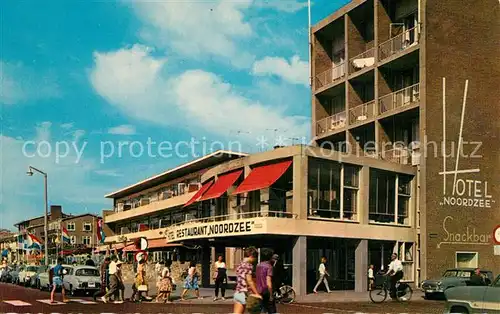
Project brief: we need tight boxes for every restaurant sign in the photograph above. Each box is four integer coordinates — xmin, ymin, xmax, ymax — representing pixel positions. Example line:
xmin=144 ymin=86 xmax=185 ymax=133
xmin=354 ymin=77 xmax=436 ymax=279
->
xmin=166 ymin=219 xmax=263 ymax=242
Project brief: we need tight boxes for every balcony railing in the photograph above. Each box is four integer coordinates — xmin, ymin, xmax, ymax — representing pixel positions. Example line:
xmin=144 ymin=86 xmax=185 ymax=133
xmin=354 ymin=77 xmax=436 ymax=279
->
xmin=315 ymin=63 xmax=346 ymax=89
xmin=316 ymin=111 xmax=347 ymax=135
xmin=380 ymin=147 xmax=411 ymax=165
xmin=379 ymin=26 xmax=419 ymax=61
xmin=349 ymin=100 xmax=376 ymax=125
xmin=378 ymin=83 xmax=420 ymax=115
xmin=170 ymin=210 xmax=297 ymax=228
xmin=349 ymin=48 xmax=375 ymax=74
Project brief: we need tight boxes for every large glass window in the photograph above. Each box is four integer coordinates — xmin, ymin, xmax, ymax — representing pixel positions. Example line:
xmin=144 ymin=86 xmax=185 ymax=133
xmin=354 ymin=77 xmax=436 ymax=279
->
xmin=308 ymin=158 xmax=359 ymax=221
xmin=369 ymin=170 xmax=411 ymax=225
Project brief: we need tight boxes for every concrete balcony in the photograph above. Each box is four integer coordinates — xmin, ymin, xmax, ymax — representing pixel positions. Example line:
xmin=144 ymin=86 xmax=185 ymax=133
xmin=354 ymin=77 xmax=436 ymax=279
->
xmin=315 ymin=63 xmax=346 ymax=89
xmin=378 ymin=83 xmax=420 ymax=115
xmin=380 ymin=147 xmax=411 ymax=165
xmin=104 ymin=191 xmax=195 ymax=224
xmin=378 ymin=26 xmax=419 ymax=61
xmin=349 ymin=48 xmax=375 ymax=74
xmin=349 ymin=100 xmax=376 ymax=125
xmin=316 ymin=111 xmax=347 ymax=135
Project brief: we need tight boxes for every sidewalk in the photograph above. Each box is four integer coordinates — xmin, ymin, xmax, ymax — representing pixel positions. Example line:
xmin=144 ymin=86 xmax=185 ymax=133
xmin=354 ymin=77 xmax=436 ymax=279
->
xmin=123 ymin=284 xmax=424 ymax=304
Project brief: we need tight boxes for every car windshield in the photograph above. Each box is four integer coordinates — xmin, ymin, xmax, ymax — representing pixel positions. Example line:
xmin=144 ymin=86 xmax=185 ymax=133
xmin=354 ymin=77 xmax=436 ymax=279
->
xmin=442 ymin=270 xmax=471 ymax=278
xmin=75 ymin=268 xmax=99 ymax=276
xmin=493 ymin=275 xmax=500 ymax=287
xmin=26 ymin=266 xmax=38 ymax=272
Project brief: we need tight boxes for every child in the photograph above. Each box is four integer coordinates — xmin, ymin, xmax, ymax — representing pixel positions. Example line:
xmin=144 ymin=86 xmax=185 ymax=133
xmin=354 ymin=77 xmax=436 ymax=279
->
xmin=368 ymin=265 xmax=375 ymax=291
xmin=156 ymin=266 xmax=173 ymax=303
xmin=50 ymin=257 xmax=69 ymax=303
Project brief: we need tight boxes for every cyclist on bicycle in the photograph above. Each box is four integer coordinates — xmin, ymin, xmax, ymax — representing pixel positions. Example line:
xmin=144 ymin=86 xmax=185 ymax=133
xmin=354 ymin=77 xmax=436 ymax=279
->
xmin=385 ymin=253 xmax=404 ymax=299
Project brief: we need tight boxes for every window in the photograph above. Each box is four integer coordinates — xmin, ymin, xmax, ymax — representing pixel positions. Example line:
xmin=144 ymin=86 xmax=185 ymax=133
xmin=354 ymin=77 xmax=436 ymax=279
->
xmin=82 ymin=236 xmax=91 ymax=245
xmin=83 ymin=222 xmax=92 ymax=232
xmin=308 ymin=158 xmax=359 ymax=221
xmin=150 ymin=217 xmax=160 ymax=229
xmin=369 ymin=170 xmax=411 ymax=225
xmin=75 ymin=268 xmax=99 ymax=276
xmin=70 ymin=236 xmax=76 ymax=244
xmin=66 ymin=222 xmax=76 ymax=231
xmin=456 ymin=252 xmax=478 ymax=268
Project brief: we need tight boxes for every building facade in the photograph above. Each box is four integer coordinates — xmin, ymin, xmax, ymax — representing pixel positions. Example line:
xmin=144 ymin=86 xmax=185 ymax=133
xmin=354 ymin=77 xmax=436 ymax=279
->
xmin=311 ymin=0 xmax=500 ymax=287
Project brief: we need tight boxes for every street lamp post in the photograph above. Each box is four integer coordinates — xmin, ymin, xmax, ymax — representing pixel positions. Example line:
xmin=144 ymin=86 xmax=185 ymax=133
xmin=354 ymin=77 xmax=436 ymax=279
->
xmin=26 ymin=166 xmax=49 ymax=266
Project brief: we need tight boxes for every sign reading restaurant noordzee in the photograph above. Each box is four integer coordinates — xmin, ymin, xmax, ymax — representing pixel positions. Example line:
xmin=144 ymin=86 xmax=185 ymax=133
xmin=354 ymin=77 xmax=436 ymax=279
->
xmin=166 ymin=220 xmax=258 ymax=242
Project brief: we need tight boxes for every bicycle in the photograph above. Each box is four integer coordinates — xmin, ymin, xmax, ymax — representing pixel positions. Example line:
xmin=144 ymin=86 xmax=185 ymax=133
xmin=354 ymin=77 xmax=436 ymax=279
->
xmin=369 ymin=275 xmax=413 ymax=303
xmin=273 ymin=284 xmax=296 ymax=304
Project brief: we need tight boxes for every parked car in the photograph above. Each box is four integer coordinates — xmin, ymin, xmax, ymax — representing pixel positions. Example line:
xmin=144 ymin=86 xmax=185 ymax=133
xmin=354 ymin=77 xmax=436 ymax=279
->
xmin=37 ymin=264 xmax=72 ymax=291
xmin=444 ymin=274 xmax=500 ymax=314
xmin=63 ymin=265 xmax=100 ymax=296
xmin=421 ymin=268 xmax=493 ymax=299
xmin=0 ymin=266 xmax=14 ymax=283
xmin=18 ymin=265 xmax=39 ymax=286
xmin=30 ymin=265 xmax=49 ymax=288
xmin=10 ymin=265 xmax=21 ymax=284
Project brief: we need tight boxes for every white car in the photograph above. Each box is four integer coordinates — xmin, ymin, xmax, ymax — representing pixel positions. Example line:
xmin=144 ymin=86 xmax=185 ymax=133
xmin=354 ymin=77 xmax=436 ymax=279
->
xmin=63 ymin=265 xmax=101 ymax=296
xmin=18 ymin=265 xmax=39 ymax=286
xmin=37 ymin=264 xmax=72 ymax=291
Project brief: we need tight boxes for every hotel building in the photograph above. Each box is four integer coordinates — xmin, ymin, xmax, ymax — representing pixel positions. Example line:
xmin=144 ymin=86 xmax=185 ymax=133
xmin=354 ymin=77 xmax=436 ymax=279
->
xmin=102 ymin=0 xmax=499 ymax=296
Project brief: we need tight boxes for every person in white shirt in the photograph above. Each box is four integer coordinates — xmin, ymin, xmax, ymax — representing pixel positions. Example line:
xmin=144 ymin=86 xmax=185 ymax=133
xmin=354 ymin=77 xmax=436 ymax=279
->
xmin=213 ymin=255 xmax=228 ymax=301
xmin=368 ymin=265 xmax=375 ymax=291
xmin=102 ymin=257 xmax=123 ymax=304
xmin=385 ymin=253 xmax=404 ymax=299
xmin=313 ymin=257 xmax=331 ymax=294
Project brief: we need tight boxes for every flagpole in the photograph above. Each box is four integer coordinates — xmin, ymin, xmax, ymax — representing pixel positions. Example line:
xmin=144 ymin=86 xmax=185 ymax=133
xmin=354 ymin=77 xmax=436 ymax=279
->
xmin=308 ymin=0 xmax=312 ymax=87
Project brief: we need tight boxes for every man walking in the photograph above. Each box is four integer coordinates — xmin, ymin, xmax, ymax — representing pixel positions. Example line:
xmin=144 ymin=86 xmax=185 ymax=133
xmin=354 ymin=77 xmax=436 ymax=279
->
xmin=256 ymin=248 xmax=276 ymax=314
xmin=93 ymin=257 xmax=110 ymax=301
xmin=313 ymin=257 xmax=331 ymax=293
xmin=50 ymin=257 xmax=69 ymax=303
xmin=102 ymin=256 xmax=123 ymax=304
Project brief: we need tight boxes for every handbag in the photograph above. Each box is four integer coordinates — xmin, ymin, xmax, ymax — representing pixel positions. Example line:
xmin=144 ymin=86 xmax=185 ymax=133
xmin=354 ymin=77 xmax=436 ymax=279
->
xmin=137 ymin=284 xmax=148 ymax=292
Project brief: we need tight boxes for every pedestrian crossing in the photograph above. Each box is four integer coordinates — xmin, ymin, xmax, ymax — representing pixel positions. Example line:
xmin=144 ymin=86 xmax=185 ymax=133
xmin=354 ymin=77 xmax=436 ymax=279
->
xmin=3 ymin=298 xmax=98 ymax=306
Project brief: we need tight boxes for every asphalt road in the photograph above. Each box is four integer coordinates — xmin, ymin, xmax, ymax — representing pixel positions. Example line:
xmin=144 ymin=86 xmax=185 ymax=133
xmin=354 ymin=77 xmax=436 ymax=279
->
xmin=0 ymin=283 xmax=446 ymax=313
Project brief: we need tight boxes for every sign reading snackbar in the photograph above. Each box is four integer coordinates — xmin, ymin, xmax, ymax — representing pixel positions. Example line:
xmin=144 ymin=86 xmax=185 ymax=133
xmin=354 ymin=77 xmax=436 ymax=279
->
xmin=166 ymin=219 xmax=261 ymax=242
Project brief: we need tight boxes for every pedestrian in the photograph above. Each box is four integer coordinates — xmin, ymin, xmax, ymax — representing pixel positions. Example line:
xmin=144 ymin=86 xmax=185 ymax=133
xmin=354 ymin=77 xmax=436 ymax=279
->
xmin=368 ymin=265 xmax=375 ymax=291
xmin=469 ymin=268 xmax=486 ymax=286
xmin=50 ymin=257 xmax=68 ymax=304
xmin=271 ymin=254 xmax=284 ymax=295
xmin=313 ymin=257 xmax=331 ymax=293
xmin=256 ymin=248 xmax=276 ymax=314
xmin=102 ymin=256 xmax=123 ymax=304
xmin=116 ymin=259 xmax=125 ymax=302
xmin=213 ymin=255 xmax=227 ymax=301
xmin=180 ymin=261 xmax=202 ymax=301
xmin=233 ymin=248 xmax=261 ymax=314
xmin=133 ymin=257 xmax=150 ymax=302
xmin=85 ymin=255 xmax=96 ymax=267
xmin=94 ymin=257 xmax=111 ymax=301
xmin=155 ymin=265 xmax=173 ymax=303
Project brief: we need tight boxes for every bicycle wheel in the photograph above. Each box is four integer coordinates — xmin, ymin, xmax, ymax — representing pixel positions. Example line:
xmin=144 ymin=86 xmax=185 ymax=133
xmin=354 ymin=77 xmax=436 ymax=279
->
xmin=278 ymin=285 xmax=296 ymax=304
xmin=396 ymin=284 xmax=412 ymax=302
xmin=369 ymin=287 xmax=387 ymax=303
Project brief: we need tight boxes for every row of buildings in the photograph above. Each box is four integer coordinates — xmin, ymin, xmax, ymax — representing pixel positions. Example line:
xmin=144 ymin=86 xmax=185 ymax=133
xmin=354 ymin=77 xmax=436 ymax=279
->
xmin=97 ymin=0 xmax=500 ymax=296
xmin=3 ymin=0 xmax=499 ymax=295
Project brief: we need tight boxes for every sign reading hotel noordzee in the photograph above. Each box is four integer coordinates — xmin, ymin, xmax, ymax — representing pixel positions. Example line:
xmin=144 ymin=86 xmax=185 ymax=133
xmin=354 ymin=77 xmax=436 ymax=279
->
xmin=166 ymin=219 xmax=261 ymax=242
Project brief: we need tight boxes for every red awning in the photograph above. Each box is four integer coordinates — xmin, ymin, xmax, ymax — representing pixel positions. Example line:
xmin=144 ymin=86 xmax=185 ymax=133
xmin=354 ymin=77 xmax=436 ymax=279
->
xmin=232 ymin=160 xmax=292 ymax=195
xmin=148 ymin=239 xmax=182 ymax=249
xmin=199 ymin=170 xmax=243 ymax=201
xmin=183 ymin=180 xmax=214 ymax=207
xmin=123 ymin=243 xmax=138 ymax=252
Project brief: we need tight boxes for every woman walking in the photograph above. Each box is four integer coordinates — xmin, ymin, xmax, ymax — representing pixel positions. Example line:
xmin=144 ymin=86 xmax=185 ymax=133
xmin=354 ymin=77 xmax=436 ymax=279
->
xmin=213 ymin=255 xmax=227 ymax=301
xmin=93 ymin=257 xmax=110 ymax=301
xmin=155 ymin=265 xmax=173 ymax=303
xmin=180 ymin=261 xmax=202 ymax=301
xmin=132 ymin=258 xmax=149 ymax=302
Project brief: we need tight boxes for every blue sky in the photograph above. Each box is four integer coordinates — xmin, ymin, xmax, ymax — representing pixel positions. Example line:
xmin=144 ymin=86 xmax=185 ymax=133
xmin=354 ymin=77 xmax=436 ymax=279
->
xmin=0 ymin=0 xmax=350 ymax=230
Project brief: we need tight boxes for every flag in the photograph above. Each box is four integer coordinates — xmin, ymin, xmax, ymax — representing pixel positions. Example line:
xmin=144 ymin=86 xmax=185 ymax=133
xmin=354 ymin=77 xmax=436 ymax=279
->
xmin=96 ymin=219 xmax=105 ymax=244
xmin=138 ymin=223 xmax=149 ymax=232
xmin=17 ymin=234 xmax=24 ymax=249
xmin=61 ymin=226 xmax=71 ymax=244
xmin=26 ymin=232 xmax=42 ymax=250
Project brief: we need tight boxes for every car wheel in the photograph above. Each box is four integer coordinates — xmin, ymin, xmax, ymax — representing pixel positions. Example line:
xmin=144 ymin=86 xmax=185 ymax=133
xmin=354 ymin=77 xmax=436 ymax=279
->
xmin=449 ymin=306 xmax=469 ymax=314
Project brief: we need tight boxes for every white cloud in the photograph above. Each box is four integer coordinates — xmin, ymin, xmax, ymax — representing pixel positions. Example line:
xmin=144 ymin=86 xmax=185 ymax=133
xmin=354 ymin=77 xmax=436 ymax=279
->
xmin=0 ymin=61 xmax=61 ymax=105
xmin=94 ymin=169 xmax=123 ymax=177
xmin=130 ymin=1 xmax=255 ymax=68
xmin=253 ymin=0 xmax=308 ymax=13
xmin=90 ymin=45 xmax=309 ymax=145
xmin=252 ymin=55 xmax=309 ymax=86
xmin=0 ymin=128 xmax=110 ymax=229
xmin=60 ymin=123 xmax=74 ymax=130
xmin=108 ymin=125 xmax=137 ymax=135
